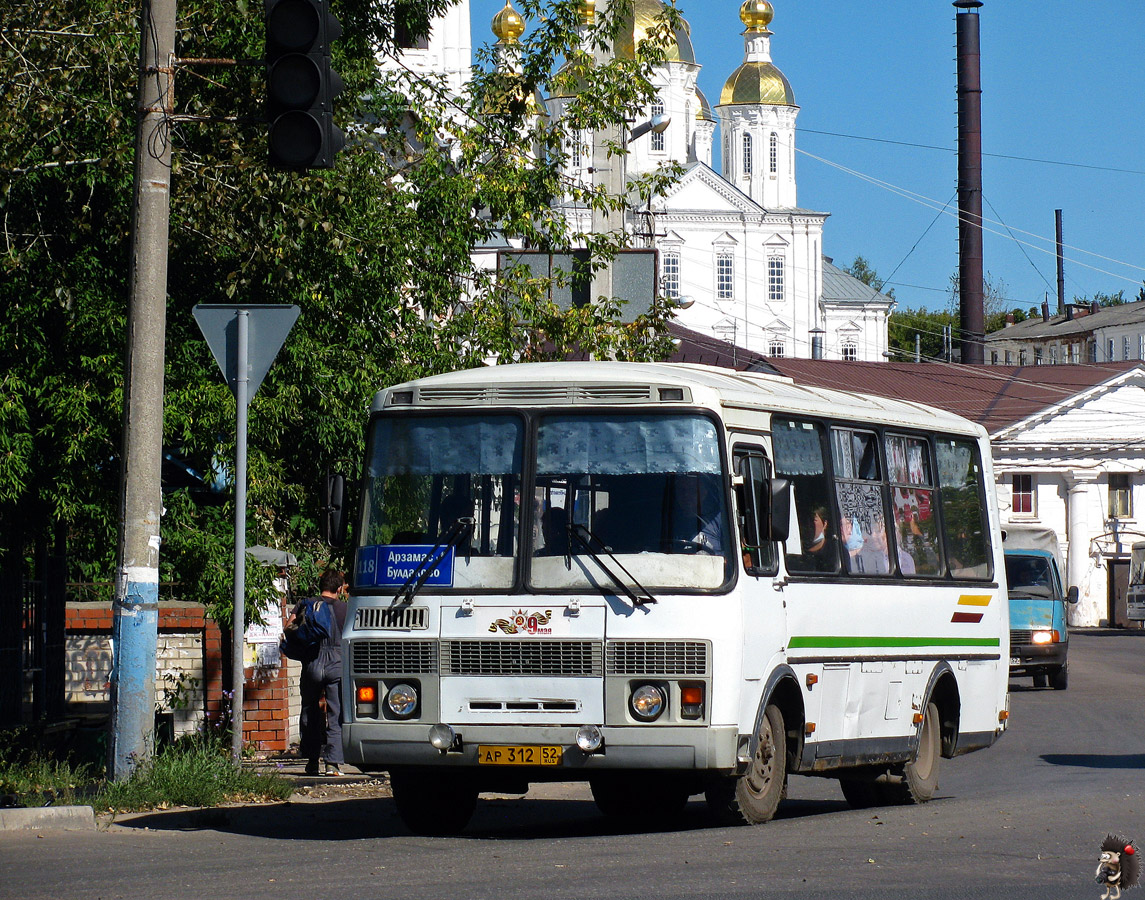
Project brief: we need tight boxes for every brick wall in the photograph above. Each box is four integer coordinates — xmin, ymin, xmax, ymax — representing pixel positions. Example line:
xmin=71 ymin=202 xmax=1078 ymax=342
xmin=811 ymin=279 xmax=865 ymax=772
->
xmin=65 ymin=600 xmax=295 ymax=754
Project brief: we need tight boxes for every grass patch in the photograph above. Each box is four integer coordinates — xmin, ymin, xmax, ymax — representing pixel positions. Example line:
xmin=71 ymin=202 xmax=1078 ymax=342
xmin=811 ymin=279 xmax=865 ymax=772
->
xmin=96 ymin=734 xmax=294 ymax=812
xmin=0 ymin=725 xmax=294 ymax=812
xmin=0 ymin=753 xmax=96 ymax=807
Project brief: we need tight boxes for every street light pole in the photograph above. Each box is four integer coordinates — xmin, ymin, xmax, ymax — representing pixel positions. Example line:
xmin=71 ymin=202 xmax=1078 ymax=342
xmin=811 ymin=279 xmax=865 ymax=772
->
xmin=109 ymin=0 xmax=177 ymax=779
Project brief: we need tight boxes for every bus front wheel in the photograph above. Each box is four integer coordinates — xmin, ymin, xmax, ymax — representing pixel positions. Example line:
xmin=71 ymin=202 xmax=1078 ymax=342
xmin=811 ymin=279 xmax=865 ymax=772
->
xmin=706 ymin=703 xmax=787 ymax=825
xmin=390 ymin=769 xmax=478 ymax=836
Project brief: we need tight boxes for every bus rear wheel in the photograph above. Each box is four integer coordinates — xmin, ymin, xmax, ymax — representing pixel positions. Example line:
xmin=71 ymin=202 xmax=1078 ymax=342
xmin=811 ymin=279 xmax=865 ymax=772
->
xmin=887 ymin=701 xmax=941 ymax=804
xmin=390 ymin=769 xmax=478 ymax=836
xmin=706 ymin=703 xmax=787 ymax=825
xmin=841 ymin=702 xmax=941 ymax=808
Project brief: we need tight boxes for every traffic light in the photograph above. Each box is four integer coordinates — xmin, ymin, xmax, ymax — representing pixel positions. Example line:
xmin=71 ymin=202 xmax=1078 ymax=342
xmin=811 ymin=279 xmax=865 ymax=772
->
xmin=265 ymin=0 xmax=345 ymax=170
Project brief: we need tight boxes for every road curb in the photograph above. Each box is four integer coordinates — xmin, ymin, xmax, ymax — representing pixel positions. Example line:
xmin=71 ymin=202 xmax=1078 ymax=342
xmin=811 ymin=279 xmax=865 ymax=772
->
xmin=0 ymin=805 xmax=95 ymax=831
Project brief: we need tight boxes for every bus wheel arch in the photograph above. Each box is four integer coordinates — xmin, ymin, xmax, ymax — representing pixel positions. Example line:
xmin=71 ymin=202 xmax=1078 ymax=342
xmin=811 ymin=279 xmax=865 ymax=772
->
xmin=926 ymin=665 xmax=961 ymax=759
xmin=705 ymin=671 xmax=804 ymax=826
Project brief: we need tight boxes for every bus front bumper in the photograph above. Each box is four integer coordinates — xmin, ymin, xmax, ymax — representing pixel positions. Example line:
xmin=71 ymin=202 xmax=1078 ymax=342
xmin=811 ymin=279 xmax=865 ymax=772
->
xmin=344 ymin=722 xmax=740 ymax=773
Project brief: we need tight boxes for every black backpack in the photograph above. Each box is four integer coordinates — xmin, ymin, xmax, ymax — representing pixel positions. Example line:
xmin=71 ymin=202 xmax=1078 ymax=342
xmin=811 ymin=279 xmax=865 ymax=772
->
xmin=279 ymin=598 xmax=334 ymax=661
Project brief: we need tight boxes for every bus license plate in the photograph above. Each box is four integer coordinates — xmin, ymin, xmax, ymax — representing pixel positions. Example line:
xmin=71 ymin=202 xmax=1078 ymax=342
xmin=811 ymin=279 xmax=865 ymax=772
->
xmin=477 ymin=745 xmax=563 ymax=766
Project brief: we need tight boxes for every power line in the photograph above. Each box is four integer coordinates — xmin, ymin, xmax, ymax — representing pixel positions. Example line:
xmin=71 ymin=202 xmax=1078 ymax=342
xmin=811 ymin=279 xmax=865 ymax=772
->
xmin=799 ymin=127 xmax=1145 ymax=177
xmin=799 ymin=149 xmax=1145 ymax=287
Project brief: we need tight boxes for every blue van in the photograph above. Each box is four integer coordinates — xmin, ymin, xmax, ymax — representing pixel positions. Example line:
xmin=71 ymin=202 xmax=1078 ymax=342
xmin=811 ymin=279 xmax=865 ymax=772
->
xmin=1003 ymin=524 xmax=1077 ymax=690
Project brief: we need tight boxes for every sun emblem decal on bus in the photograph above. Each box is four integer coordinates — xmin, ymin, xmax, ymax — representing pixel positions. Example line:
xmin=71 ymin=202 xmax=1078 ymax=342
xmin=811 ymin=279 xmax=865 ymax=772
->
xmin=489 ymin=609 xmax=553 ymax=635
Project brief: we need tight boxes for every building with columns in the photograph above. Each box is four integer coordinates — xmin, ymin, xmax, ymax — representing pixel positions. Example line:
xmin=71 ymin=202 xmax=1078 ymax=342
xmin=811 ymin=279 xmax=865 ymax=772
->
xmin=383 ymin=0 xmax=892 ymax=361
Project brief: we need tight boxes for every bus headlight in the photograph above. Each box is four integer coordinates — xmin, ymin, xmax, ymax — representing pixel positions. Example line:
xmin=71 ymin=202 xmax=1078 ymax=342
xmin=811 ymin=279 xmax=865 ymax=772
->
xmin=630 ymin=684 xmax=665 ymax=721
xmin=386 ymin=683 xmax=419 ymax=718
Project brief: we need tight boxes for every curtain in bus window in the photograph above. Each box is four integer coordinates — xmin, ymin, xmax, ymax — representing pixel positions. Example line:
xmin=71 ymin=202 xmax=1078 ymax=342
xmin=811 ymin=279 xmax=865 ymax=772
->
xmin=771 ymin=420 xmax=824 ymax=476
xmin=773 ymin=419 xmax=838 ymax=573
xmin=371 ymin=417 xmax=523 ymax=476
xmin=536 ymin=415 xmax=721 ymax=475
xmin=936 ymin=439 xmax=992 ymax=579
xmin=832 ymin=427 xmax=889 ymax=575
xmin=886 ymin=435 xmax=941 ymax=576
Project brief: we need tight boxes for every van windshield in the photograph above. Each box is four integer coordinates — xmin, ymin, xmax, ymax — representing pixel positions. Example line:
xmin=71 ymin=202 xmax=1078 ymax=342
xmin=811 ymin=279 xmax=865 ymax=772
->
xmin=1005 ymin=555 xmax=1055 ymax=595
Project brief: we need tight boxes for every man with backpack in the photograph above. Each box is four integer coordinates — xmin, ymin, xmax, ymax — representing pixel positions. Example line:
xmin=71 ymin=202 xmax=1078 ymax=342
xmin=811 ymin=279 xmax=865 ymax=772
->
xmin=286 ymin=569 xmax=348 ymax=776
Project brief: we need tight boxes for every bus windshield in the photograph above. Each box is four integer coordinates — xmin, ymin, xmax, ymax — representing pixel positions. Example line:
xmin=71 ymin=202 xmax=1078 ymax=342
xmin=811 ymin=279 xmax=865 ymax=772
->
xmin=530 ymin=413 xmax=732 ymax=591
xmin=356 ymin=414 xmax=523 ymax=590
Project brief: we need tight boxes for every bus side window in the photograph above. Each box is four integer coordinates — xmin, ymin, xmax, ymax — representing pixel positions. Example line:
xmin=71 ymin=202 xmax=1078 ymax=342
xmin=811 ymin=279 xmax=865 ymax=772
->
xmin=733 ymin=447 xmax=777 ymax=576
xmin=937 ymin=438 xmax=993 ymax=579
xmin=771 ymin=419 xmax=839 ymax=575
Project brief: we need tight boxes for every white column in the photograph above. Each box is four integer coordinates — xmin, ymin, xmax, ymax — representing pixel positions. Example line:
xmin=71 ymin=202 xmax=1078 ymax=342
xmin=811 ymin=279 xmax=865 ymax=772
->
xmin=1065 ymin=474 xmax=1100 ymax=626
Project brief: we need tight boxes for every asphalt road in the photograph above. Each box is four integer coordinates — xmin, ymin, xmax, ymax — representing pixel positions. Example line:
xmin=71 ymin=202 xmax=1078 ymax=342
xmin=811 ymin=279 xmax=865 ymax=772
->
xmin=2 ymin=630 xmax=1142 ymax=900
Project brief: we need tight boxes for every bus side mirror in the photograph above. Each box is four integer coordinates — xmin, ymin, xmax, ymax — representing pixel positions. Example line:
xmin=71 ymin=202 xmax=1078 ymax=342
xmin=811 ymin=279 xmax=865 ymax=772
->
xmin=322 ymin=472 xmax=348 ymax=548
xmin=767 ymin=477 xmax=791 ymax=543
xmin=1066 ymin=585 xmax=1079 ymax=604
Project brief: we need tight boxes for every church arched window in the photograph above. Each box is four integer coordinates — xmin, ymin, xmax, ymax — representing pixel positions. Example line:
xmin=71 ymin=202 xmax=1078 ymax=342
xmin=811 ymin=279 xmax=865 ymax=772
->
xmin=769 ymin=132 xmax=778 ymax=173
xmin=651 ymin=99 xmax=665 ymax=152
xmin=742 ymin=133 xmax=752 ymax=176
xmin=841 ymin=342 xmax=858 ymax=361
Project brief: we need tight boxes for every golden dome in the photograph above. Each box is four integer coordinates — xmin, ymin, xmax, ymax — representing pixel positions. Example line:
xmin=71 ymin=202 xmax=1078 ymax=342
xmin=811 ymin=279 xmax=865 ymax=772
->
xmin=694 ymin=87 xmax=713 ymax=122
xmin=491 ymin=1 xmax=525 ymax=44
xmin=740 ymin=1 xmax=774 ymax=33
xmin=719 ymin=61 xmax=796 ymax=106
xmin=615 ymin=0 xmax=695 ymax=65
xmin=578 ymin=0 xmax=596 ymax=26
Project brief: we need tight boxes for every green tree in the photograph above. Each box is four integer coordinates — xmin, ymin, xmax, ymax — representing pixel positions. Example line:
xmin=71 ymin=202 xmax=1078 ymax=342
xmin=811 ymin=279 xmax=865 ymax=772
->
xmin=1 ymin=0 xmax=683 ymax=618
xmin=843 ymin=255 xmax=894 ymax=300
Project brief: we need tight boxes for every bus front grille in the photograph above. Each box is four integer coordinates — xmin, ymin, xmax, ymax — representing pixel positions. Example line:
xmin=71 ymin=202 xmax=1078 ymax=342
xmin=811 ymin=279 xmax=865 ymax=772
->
xmin=355 ymin=605 xmax=429 ymax=630
xmin=606 ymin=640 xmax=709 ymax=676
xmin=352 ymin=640 xmax=439 ymax=674
xmin=443 ymin=640 xmax=603 ymax=677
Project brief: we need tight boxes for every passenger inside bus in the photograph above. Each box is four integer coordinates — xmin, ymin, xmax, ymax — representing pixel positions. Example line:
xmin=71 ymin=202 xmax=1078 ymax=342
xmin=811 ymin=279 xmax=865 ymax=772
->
xmin=537 ymin=504 xmax=568 ymax=556
xmin=803 ymin=507 xmax=837 ymax=572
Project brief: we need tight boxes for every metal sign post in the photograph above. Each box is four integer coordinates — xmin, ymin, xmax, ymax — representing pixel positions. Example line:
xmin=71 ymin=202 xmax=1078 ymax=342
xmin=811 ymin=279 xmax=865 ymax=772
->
xmin=193 ymin=304 xmax=299 ymax=761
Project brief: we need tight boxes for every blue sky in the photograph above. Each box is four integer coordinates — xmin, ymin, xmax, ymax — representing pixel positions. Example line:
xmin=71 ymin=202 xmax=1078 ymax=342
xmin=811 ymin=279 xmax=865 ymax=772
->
xmin=469 ymin=1 xmax=1145 ymax=313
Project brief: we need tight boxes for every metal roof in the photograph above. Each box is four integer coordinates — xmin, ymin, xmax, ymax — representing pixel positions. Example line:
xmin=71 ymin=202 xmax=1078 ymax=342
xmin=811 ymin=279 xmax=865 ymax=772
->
xmin=821 ymin=259 xmax=894 ymax=306
xmin=984 ymin=300 xmax=1145 ymax=343
xmin=766 ymin=358 xmax=1142 ymax=434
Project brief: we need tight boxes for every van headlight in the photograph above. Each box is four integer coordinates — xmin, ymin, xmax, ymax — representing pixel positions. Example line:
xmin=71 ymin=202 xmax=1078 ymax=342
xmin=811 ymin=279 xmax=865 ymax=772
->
xmin=386 ymin=683 xmax=419 ymax=718
xmin=629 ymin=684 xmax=665 ymax=721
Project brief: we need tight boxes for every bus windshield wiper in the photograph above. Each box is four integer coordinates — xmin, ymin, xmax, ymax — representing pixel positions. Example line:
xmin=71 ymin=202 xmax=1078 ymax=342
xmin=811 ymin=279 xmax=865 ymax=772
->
xmin=392 ymin=517 xmax=474 ymax=607
xmin=569 ymin=523 xmax=657 ymax=607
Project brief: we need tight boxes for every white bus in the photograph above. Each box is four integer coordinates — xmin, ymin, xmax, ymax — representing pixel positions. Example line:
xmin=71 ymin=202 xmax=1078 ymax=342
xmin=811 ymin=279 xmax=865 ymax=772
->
xmin=339 ymin=362 xmax=1009 ymax=834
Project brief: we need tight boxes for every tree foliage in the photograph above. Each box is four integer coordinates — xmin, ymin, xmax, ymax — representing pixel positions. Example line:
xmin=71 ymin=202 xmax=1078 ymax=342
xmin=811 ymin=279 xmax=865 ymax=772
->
xmin=843 ymin=255 xmax=894 ymax=301
xmin=1 ymin=0 xmax=682 ymax=617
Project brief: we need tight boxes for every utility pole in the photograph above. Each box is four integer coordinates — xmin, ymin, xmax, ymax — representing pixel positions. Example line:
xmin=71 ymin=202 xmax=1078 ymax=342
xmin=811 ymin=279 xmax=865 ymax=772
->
xmin=109 ymin=0 xmax=177 ymax=780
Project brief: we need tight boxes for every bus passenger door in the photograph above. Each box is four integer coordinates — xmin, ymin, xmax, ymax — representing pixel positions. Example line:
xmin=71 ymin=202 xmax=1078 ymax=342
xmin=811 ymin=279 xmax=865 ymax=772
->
xmin=732 ymin=440 xmax=786 ymax=684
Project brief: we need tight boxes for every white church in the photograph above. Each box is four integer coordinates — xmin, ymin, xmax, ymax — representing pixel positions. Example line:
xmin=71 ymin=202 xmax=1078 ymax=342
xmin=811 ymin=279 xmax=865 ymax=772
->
xmin=384 ymin=0 xmax=893 ymax=361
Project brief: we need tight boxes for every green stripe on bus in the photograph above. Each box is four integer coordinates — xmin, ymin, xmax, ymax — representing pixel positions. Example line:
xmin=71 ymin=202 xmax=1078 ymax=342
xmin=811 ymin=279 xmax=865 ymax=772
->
xmin=788 ymin=636 xmax=1001 ymax=649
